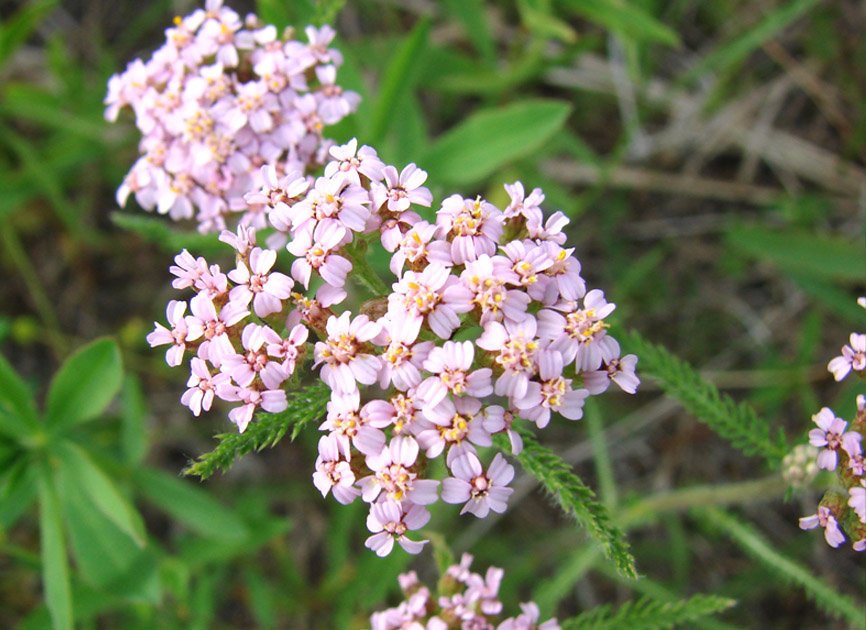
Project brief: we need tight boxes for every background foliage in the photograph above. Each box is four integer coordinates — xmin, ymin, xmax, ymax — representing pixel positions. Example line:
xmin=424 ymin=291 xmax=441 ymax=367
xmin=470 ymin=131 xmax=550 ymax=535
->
xmin=0 ymin=0 xmax=864 ymax=628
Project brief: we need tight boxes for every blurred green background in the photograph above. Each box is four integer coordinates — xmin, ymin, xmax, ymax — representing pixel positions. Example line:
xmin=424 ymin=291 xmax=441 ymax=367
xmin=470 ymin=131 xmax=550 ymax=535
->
xmin=0 ymin=0 xmax=864 ymax=628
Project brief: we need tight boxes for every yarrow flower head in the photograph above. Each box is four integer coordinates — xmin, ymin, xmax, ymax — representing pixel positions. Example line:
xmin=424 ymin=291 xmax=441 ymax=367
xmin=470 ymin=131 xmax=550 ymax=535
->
xmin=368 ymin=554 xmax=560 ymax=630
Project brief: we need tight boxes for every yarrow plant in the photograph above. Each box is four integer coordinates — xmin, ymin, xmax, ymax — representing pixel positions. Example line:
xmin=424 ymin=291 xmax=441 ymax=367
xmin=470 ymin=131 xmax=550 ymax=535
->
xmin=105 ymin=0 xmax=358 ymax=233
xmin=118 ymin=1 xmax=639 ymax=558
xmin=368 ymin=554 xmax=559 ymax=630
xmin=797 ymin=297 xmax=866 ymax=551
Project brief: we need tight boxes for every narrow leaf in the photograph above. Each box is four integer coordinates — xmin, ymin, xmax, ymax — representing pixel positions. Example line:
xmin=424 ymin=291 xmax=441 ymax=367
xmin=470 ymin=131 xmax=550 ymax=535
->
xmin=110 ymin=212 xmax=224 ymax=257
xmin=698 ymin=508 xmax=864 ymax=626
xmin=184 ymin=384 xmax=330 ymax=479
xmin=0 ymin=351 xmax=39 ymax=437
xmin=421 ymin=100 xmax=572 ymax=185
xmin=495 ymin=425 xmax=637 ymax=579
xmin=0 ymin=455 xmax=37 ymax=530
xmin=134 ymin=467 xmax=249 ymax=541
xmin=620 ymin=329 xmax=788 ymax=466
xmin=0 ymin=0 xmax=59 ymax=67
xmin=444 ymin=0 xmax=496 ymax=64
xmin=561 ymin=594 xmax=736 ymax=630
xmin=54 ymin=441 xmax=146 ymax=547
xmin=557 ymin=0 xmax=680 ymax=47
xmin=37 ymin=466 xmax=73 ymax=630
xmin=45 ymin=338 xmax=122 ymax=432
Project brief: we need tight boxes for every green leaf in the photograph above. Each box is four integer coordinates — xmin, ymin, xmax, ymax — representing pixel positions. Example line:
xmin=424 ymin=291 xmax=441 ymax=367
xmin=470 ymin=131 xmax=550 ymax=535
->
xmin=517 ymin=0 xmax=578 ymax=43
xmin=444 ymin=0 xmax=496 ymax=64
xmin=366 ymin=18 xmax=430 ymax=146
xmin=698 ymin=508 xmax=864 ymax=626
xmin=54 ymin=441 xmax=146 ymax=547
xmin=45 ymin=338 xmax=122 ymax=432
xmin=0 ymin=351 xmax=39 ymax=438
xmin=421 ymin=100 xmax=572 ymax=185
xmin=682 ymin=0 xmax=822 ymax=80
xmin=726 ymin=223 xmax=865 ymax=282
xmin=787 ymin=273 xmax=866 ymax=327
xmin=37 ymin=466 xmax=73 ymax=630
xmin=183 ymin=384 xmax=330 ymax=479
xmin=494 ymin=425 xmax=637 ymax=579
xmin=120 ymin=375 xmax=148 ymax=466
xmin=134 ymin=467 xmax=249 ymax=541
xmin=557 ymin=0 xmax=680 ymax=47
xmin=620 ymin=329 xmax=788 ymax=466
xmin=0 ymin=0 xmax=58 ymax=67
xmin=561 ymin=594 xmax=736 ymax=630
xmin=0 ymin=455 xmax=37 ymax=530
xmin=110 ymin=212 xmax=225 ymax=257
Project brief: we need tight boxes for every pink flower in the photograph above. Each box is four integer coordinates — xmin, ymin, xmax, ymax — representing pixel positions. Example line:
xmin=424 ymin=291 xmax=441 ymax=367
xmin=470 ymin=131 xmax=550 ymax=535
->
xmin=441 ymin=452 xmax=514 ymax=518
xmin=827 ymin=333 xmax=866 ymax=381
xmin=293 ymin=174 xmax=371 ymax=234
xmin=362 ymin=391 xmax=424 ymax=437
xmin=314 ymin=312 xmax=382 ymax=394
xmin=477 ymin=318 xmax=539 ymax=399
xmin=417 ymin=341 xmax=493 ymax=408
xmin=371 ymin=164 xmax=433 ymax=213
xmin=147 ymin=300 xmax=197 ymax=367
xmin=377 ymin=312 xmax=434 ymax=391
xmin=324 ymin=137 xmax=385 ymax=185
xmin=320 ymin=391 xmax=387 ymax=457
xmin=537 ymin=290 xmax=617 ymax=370
xmin=436 ymin=195 xmax=503 ymax=264
xmin=359 ymin=436 xmax=439 ymax=505
xmin=537 ymin=242 xmax=585 ymax=303
xmin=365 ymin=500 xmax=430 ymax=557
xmin=216 ymin=383 xmax=288 ymax=433
xmin=444 ymin=255 xmax=530 ymax=324
xmin=504 ymin=181 xmax=544 ymax=224
xmin=388 ymin=264 xmax=471 ymax=339
xmin=228 ymin=247 xmax=293 ymax=317
xmin=515 ymin=350 xmax=589 ymax=428
xmin=808 ymin=408 xmax=847 ymax=471
xmin=262 ymin=323 xmax=308 ymax=376
xmin=181 ymin=357 xmax=231 ymax=416
xmin=498 ymin=603 xmax=561 ymax=630
xmin=185 ymin=293 xmax=249 ymax=367
xmin=288 ymin=220 xmax=352 ymax=289
xmin=219 ymin=323 xmax=287 ymax=390
xmin=799 ymin=505 xmax=846 ymax=548
xmin=416 ymin=396 xmax=491 ymax=459
xmin=313 ymin=434 xmax=360 ymax=505
xmin=387 ymin=220 xmax=451 ymax=277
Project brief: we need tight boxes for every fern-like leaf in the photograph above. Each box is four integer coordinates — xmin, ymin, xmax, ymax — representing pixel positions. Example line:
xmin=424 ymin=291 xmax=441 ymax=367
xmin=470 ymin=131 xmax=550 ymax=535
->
xmin=183 ymin=384 xmax=330 ymax=479
xmin=561 ymin=594 xmax=736 ymax=630
xmin=494 ymin=425 xmax=637 ymax=579
xmin=621 ymin=329 xmax=787 ymax=466
xmin=698 ymin=507 xmax=865 ymax=626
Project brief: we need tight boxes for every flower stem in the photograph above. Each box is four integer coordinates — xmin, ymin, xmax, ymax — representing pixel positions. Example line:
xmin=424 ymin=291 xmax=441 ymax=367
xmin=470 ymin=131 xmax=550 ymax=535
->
xmin=345 ymin=239 xmax=389 ymax=297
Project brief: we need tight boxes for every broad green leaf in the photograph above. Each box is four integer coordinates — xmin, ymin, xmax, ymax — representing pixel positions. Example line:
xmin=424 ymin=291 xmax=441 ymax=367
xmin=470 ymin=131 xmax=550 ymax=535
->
xmin=37 ymin=467 xmax=73 ymax=630
xmin=134 ymin=467 xmax=249 ymax=541
xmin=421 ymin=100 xmax=572 ymax=185
xmin=0 ymin=0 xmax=58 ymax=67
xmin=0 ymin=455 xmax=37 ymax=530
xmin=45 ymin=338 xmax=122 ymax=432
xmin=366 ymin=18 xmax=430 ymax=146
xmin=120 ymin=375 xmax=148 ymax=466
xmin=0 ymin=351 xmax=39 ymax=437
xmin=54 ymin=441 xmax=146 ymax=546
xmin=557 ymin=0 xmax=680 ymax=47
xmin=58 ymin=477 xmax=146 ymax=588
xmin=726 ymin=223 xmax=865 ymax=282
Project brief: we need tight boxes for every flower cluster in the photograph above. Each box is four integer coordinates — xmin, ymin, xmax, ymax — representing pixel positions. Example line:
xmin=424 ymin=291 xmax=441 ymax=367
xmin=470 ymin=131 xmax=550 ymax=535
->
xmin=105 ymin=0 xmax=358 ymax=233
xmin=369 ymin=554 xmax=559 ymax=630
xmin=147 ymin=134 xmax=639 ymax=555
xmin=798 ymin=297 xmax=866 ymax=551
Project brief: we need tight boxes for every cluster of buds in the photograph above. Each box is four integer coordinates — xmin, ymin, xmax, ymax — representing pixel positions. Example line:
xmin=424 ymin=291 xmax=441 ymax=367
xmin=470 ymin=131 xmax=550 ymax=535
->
xmin=105 ymin=0 xmax=358 ymax=233
xmin=369 ymin=554 xmax=559 ymax=630
xmin=147 ymin=135 xmax=639 ymax=555
xmin=798 ymin=298 xmax=866 ymax=551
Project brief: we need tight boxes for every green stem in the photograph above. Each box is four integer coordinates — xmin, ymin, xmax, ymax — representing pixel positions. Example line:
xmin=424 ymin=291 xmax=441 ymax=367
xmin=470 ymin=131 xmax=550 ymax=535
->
xmin=344 ymin=241 xmax=389 ymax=297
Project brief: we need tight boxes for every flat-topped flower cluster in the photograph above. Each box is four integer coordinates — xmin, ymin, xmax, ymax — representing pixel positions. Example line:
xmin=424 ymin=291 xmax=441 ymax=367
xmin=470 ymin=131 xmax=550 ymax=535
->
xmin=798 ymin=297 xmax=866 ymax=551
xmin=147 ymin=135 xmax=639 ymax=555
xmin=105 ymin=0 xmax=357 ymax=233
xmin=369 ymin=554 xmax=559 ymax=630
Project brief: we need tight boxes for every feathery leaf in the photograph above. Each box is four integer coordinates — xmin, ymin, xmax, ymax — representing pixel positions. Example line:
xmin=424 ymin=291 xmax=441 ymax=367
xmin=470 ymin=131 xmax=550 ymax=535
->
xmin=183 ymin=385 xmax=330 ymax=479
xmin=495 ymin=425 xmax=637 ymax=579
xmin=561 ymin=594 xmax=736 ymax=630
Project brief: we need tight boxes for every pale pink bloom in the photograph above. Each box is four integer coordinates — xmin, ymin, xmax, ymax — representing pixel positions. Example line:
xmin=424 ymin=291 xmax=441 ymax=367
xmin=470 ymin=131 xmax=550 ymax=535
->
xmin=537 ymin=290 xmax=617 ymax=370
xmin=185 ymin=293 xmax=249 ymax=367
xmin=181 ymin=357 xmax=232 ymax=416
xmin=441 ymin=452 xmax=514 ymax=518
xmin=377 ymin=312 xmax=434 ymax=391
xmin=599 ymin=338 xmax=640 ymax=394
xmin=417 ymin=396 xmax=491 ymax=459
xmin=842 ymin=431 xmax=865 ymax=476
xmin=315 ymin=64 xmax=361 ymax=124
xmin=799 ymin=505 xmax=846 ymax=548
xmin=436 ymin=195 xmax=503 ymax=264
xmin=319 ymin=390 xmax=386 ymax=458
xmin=147 ymin=300 xmax=197 ymax=366
xmin=500 ymin=240 xmax=553 ymax=292
xmin=362 ymin=391 xmax=424 ymax=437
xmin=388 ymin=220 xmax=451 ymax=277
xmin=170 ymin=249 xmax=212 ymax=292
xmin=417 ymin=341 xmax=493 ymax=408
xmin=371 ymin=164 xmax=433 ymax=213
xmin=444 ymin=255 xmax=530 ymax=324
xmin=293 ymin=174 xmax=371 ymax=233
xmin=537 ymin=242 xmax=586 ymax=303
xmin=504 ymin=180 xmax=544 ymax=223
xmin=809 ymin=408 xmax=847 ymax=471
xmin=849 ymin=480 xmax=866 ymax=523
xmin=466 ymin=566 xmax=504 ymax=615
xmin=388 ymin=264 xmax=471 ymax=339
xmin=219 ymin=323 xmax=287 ymax=390
xmin=515 ymin=350 xmax=589 ymax=428
xmin=314 ymin=312 xmax=382 ymax=394
xmin=527 ymin=210 xmax=569 ymax=245
xmin=828 ymin=333 xmax=866 ymax=381
xmin=313 ymin=435 xmax=360 ymax=505
xmin=477 ymin=318 xmax=539 ymax=399
xmin=365 ymin=499 xmax=430 ymax=557
xmin=359 ymin=436 xmax=439 ymax=505
xmin=324 ymin=138 xmax=385 ymax=185
xmin=288 ymin=220 xmax=352 ymax=289
xmin=216 ymin=383 xmax=287 ymax=433
xmin=305 ymin=25 xmax=342 ymax=65
xmin=227 ymin=247 xmax=293 ymax=317
xmin=498 ymin=603 xmax=560 ymax=630
xmin=219 ymin=224 xmax=257 ymax=256
xmin=262 ymin=323 xmax=308 ymax=376
xmin=483 ymin=406 xmax=523 ymax=455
